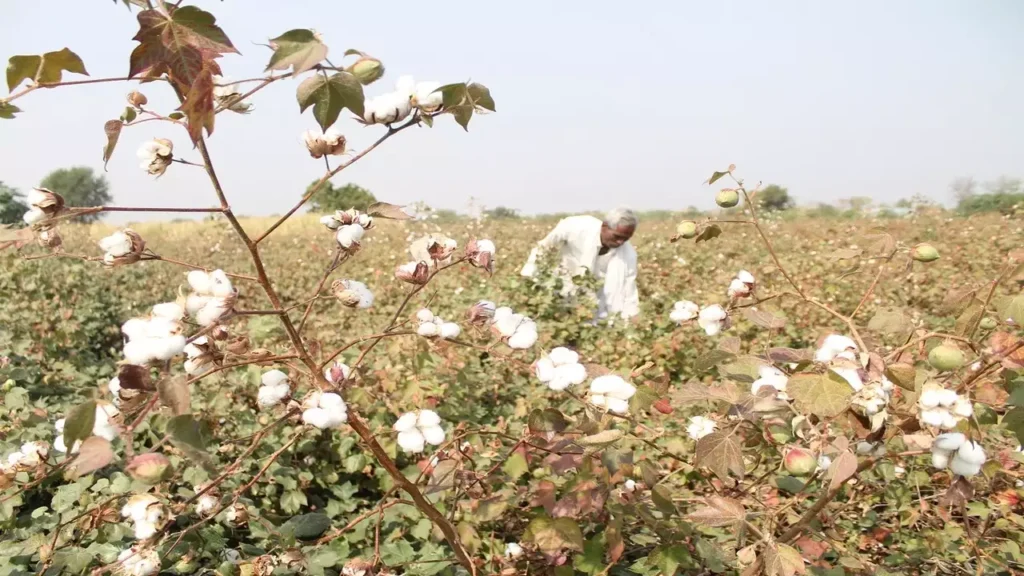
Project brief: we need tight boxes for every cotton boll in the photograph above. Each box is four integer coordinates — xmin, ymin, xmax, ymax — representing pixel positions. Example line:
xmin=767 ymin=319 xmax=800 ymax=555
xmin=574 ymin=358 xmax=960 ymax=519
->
xmin=534 ymin=357 xmax=555 ymax=383
xmin=493 ymin=307 xmax=514 ymax=323
xmin=956 ymin=441 xmax=986 ymax=466
xmin=832 ymin=367 xmax=863 ymax=392
xmin=934 ymin=389 xmax=958 ymax=407
xmin=951 ymin=397 xmax=973 ymax=418
xmin=934 ymin=433 xmax=966 ymax=451
xmin=439 ymin=322 xmax=461 ymax=339
xmin=670 ymin=300 xmax=699 ymax=323
xmin=99 ymin=231 xmax=134 ymax=257
xmin=154 ymin=334 xmax=186 ymax=361
xmin=548 ymin=347 xmax=579 ymax=366
xmin=505 ymin=542 xmax=524 ymax=559
xmin=261 ymin=370 xmax=289 ymax=388
xmin=319 ymin=393 xmax=345 ymax=411
xmin=421 ymin=425 xmax=445 ymax=445
xmin=196 ymin=494 xmax=218 ymax=516
xmin=121 ymin=318 xmax=149 ymax=341
xmin=417 ymin=322 xmax=439 ymax=337
xmin=397 ymin=429 xmax=426 ymax=453
xmin=939 ymin=411 xmax=961 ymax=430
xmin=590 ymin=375 xmax=626 ymax=395
xmin=554 ymin=362 xmax=587 ymax=386
xmin=919 ymin=408 xmax=947 ymax=427
xmin=686 ymin=416 xmax=717 ymax=440
xmin=698 ymin=305 xmax=727 ymax=336
xmin=394 ymin=412 xmax=419 ymax=433
xmin=931 ymin=449 xmax=951 ymax=469
xmin=302 ymin=408 xmax=333 ymax=429
xmin=494 ymin=314 xmax=522 ymax=337
xmin=23 ymin=207 xmax=46 ymax=225
xmin=918 ymin=387 xmax=942 ymax=409
xmin=417 ymin=410 xmax=441 ymax=428
xmin=737 ymin=270 xmax=755 ymax=284
xmin=949 ymin=458 xmax=981 ymax=477
xmin=152 ymin=302 xmax=185 ymax=321
xmin=507 ymin=329 xmax=537 ymax=349
xmin=416 ymin=309 xmax=434 ymax=323
xmin=258 ymin=384 xmax=290 ymax=408
xmin=124 ymin=340 xmax=155 ymax=365
xmin=196 ymin=299 xmax=231 ymax=326
xmin=208 ymin=270 xmax=234 ymax=298
xmin=187 ymin=270 xmax=212 ymax=293
xmin=727 ymin=278 xmax=749 ymax=298
xmin=412 ymin=81 xmax=443 ymax=111
xmin=604 ymin=397 xmax=630 ymax=414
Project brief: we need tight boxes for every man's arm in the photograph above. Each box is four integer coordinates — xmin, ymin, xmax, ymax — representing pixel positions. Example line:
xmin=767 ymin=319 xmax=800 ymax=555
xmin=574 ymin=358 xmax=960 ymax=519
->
xmin=521 ymin=218 xmax=570 ymax=277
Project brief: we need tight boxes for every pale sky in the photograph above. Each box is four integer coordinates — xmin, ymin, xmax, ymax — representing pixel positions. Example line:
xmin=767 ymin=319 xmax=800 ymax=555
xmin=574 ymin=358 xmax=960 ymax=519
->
xmin=2 ymin=1 xmax=1022 ymax=220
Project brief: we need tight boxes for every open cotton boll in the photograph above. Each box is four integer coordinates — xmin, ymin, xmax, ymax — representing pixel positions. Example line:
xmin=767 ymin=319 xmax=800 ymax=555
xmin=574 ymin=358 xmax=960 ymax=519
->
xmin=550 ymin=363 xmax=587 ymax=390
xmin=534 ymin=357 xmax=555 ymax=383
xmin=258 ymin=384 xmax=290 ymax=408
xmin=412 ymin=80 xmax=443 ymax=111
xmin=951 ymin=397 xmax=973 ymax=418
xmin=121 ymin=318 xmax=149 ymax=341
xmin=196 ymin=299 xmax=231 ymax=326
xmin=152 ymin=334 xmax=186 ymax=361
xmin=727 ymin=278 xmax=749 ymax=298
xmin=393 ymin=412 xmax=419 ymax=433
xmin=956 ymin=441 xmax=986 ymax=466
xmin=23 ymin=207 xmax=46 ymax=225
xmin=417 ymin=322 xmax=439 ymax=337
xmin=548 ymin=347 xmax=579 ymax=366
xmin=935 ymin=389 xmax=959 ymax=407
xmin=493 ymin=306 xmax=514 ymax=323
xmin=831 ymin=367 xmax=863 ymax=392
xmin=737 ymin=270 xmax=755 ymax=284
xmin=187 ymin=270 xmax=213 ymax=294
xmin=439 ymin=322 xmax=461 ymax=339
xmin=421 ymin=425 xmax=445 ymax=445
xmin=152 ymin=302 xmax=185 ymax=321
xmin=934 ymin=432 xmax=966 ymax=452
xmin=185 ymin=294 xmax=211 ymax=316
xmin=207 ymin=270 xmax=234 ymax=297
xmin=670 ymin=300 xmax=699 ymax=323
xmin=949 ymin=458 xmax=981 ymax=477
xmin=417 ymin=410 xmax=441 ymax=428
xmin=397 ymin=429 xmax=426 ymax=453
xmin=261 ymin=370 xmax=289 ymax=387
xmin=99 ymin=231 xmax=133 ymax=257
xmin=590 ymin=374 xmax=626 ymax=395
xmin=687 ymin=416 xmax=717 ymax=440
xmin=919 ymin=408 xmax=947 ymax=427
xmin=301 ymin=408 xmax=332 ymax=429
xmin=918 ymin=387 xmax=942 ymax=409
xmin=508 ymin=328 xmax=538 ymax=349
xmin=124 ymin=340 xmax=155 ymax=365
xmin=416 ymin=309 xmax=434 ymax=323
xmin=931 ymin=449 xmax=951 ymax=469
xmin=505 ymin=542 xmax=524 ymax=559
xmin=697 ymin=305 xmax=727 ymax=336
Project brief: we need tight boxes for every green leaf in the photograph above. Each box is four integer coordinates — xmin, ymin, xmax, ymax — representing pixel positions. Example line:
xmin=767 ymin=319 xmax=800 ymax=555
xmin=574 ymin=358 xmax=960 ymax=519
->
xmin=999 ymin=294 xmax=1024 ymax=327
xmin=0 ymin=101 xmax=20 ymax=119
xmin=1003 ymin=407 xmax=1024 ymax=446
xmin=525 ymin=516 xmax=584 ymax=553
xmin=7 ymin=48 xmax=89 ymax=91
xmin=284 ymin=512 xmax=330 ymax=540
xmin=467 ymin=82 xmax=495 ymax=111
xmin=102 ymin=120 xmax=123 ymax=171
xmin=720 ymin=355 xmax=764 ymax=383
xmin=528 ymin=408 xmax=569 ymax=434
xmin=63 ymin=400 xmax=97 ymax=453
xmin=706 ymin=171 xmax=729 ymax=185
xmin=787 ymin=372 xmax=854 ymax=418
xmin=503 ymin=452 xmax=529 ymax=480
xmin=296 ymin=72 xmax=365 ymax=131
xmin=52 ymin=547 xmax=93 ymax=574
xmin=266 ymin=29 xmax=328 ymax=75
xmin=955 ymin=299 xmax=985 ymax=337
xmin=651 ymin=485 xmax=676 ymax=515
xmin=310 ymin=549 xmax=338 ymax=568
xmin=695 ymin=431 xmax=745 ymax=480
xmin=457 ymin=522 xmax=481 ymax=554
xmin=867 ymin=308 xmax=912 ymax=335
xmin=281 ymin=490 xmax=307 ymax=514
xmin=120 ymin=106 xmax=137 ymax=123
xmin=650 ymin=544 xmax=691 ymax=576
xmin=695 ymin=224 xmax=723 ymax=243
xmin=167 ymin=414 xmax=210 ymax=450
xmin=573 ymin=537 xmax=605 ymax=574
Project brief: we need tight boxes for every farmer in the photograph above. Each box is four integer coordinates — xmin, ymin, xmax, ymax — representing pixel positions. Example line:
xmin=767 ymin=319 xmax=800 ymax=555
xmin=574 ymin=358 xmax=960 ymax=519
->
xmin=520 ymin=208 xmax=640 ymax=321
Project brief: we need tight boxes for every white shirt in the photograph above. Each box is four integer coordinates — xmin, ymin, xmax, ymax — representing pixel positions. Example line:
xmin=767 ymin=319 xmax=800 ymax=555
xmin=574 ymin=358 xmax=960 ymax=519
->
xmin=520 ymin=215 xmax=639 ymax=320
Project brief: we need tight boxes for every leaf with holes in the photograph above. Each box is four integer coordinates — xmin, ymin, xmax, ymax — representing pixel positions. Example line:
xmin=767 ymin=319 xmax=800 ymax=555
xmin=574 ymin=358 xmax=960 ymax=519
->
xmin=743 ymin=307 xmax=786 ymax=329
xmin=265 ymin=29 xmax=328 ymax=75
xmin=696 ymin=224 xmax=723 ymax=243
xmin=296 ymin=72 xmax=364 ymax=131
xmin=686 ymin=496 xmax=745 ymax=528
xmin=158 ymin=375 xmax=190 ymax=415
xmin=102 ymin=120 xmax=123 ymax=170
xmin=66 ymin=437 xmax=114 ymax=479
xmin=695 ymin=432 xmax=744 ymax=480
xmin=7 ymin=48 xmax=88 ymax=91
xmin=63 ymin=400 xmax=97 ymax=454
xmin=788 ymin=372 xmax=853 ymax=418
xmin=366 ymin=202 xmax=413 ymax=220
xmin=827 ymin=450 xmax=858 ymax=492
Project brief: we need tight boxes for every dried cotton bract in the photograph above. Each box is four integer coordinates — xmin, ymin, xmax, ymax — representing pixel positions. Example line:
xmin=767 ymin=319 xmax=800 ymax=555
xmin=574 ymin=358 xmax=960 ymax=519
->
xmin=185 ymin=270 xmax=237 ymax=327
xmin=466 ymin=300 xmax=496 ymax=325
xmin=99 ymin=229 xmax=146 ymax=266
xmin=415 ymin=309 xmax=461 ymax=340
xmin=137 ymin=138 xmax=173 ymax=177
xmin=393 ymin=410 xmax=446 ymax=453
xmin=332 ymin=279 xmax=374 ymax=309
xmin=491 ymin=306 xmax=538 ymax=349
xmin=395 ymin=261 xmax=430 ymax=285
xmin=669 ymin=300 xmax=699 ymax=324
xmin=589 ymin=374 xmax=636 ymax=414
xmin=534 ymin=346 xmax=587 ymax=391
xmin=301 ymin=391 xmax=348 ymax=429
xmin=465 ymin=239 xmax=496 ymax=273
xmin=303 ymin=127 xmax=346 ymax=158
xmin=121 ymin=302 xmax=187 ymax=365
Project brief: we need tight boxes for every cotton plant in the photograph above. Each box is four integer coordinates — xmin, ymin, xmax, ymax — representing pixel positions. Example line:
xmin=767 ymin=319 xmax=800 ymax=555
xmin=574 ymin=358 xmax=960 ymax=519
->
xmin=687 ymin=416 xmax=717 ymax=440
xmin=121 ymin=494 xmax=169 ymax=540
xmin=918 ymin=382 xmax=973 ymax=430
xmin=257 ymin=369 xmax=292 ymax=408
xmin=669 ymin=300 xmax=698 ymax=324
xmin=53 ymin=403 xmax=120 ymax=454
xmin=185 ymin=270 xmax=237 ymax=326
xmin=393 ymin=410 xmax=446 ymax=454
xmin=415 ymin=309 xmax=461 ymax=340
xmin=98 ymin=229 xmax=146 ymax=266
xmin=534 ymin=346 xmax=587 ymax=391
xmin=137 ymin=138 xmax=174 ymax=177
xmin=332 ymin=279 xmax=375 ymax=309
xmin=930 ymin=433 xmax=987 ymax=477
xmin=303 ymin=127 xmax=346 ymax=158
xmin=1 ymin=441 xmax=49 ymax=476
xmin=491 ymin=306 xmax=538 ymax=349
xmin=588 ymin=374 xmax=636 ymax=414
xmin=301 ymin=391 xmax=349 ymax=429
xmin=727 ymin=270 xmax=756 ymax=299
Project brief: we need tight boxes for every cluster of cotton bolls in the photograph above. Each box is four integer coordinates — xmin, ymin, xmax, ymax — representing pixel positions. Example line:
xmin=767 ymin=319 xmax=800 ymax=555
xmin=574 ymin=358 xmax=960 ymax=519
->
xmin=930 ymin=433 xmax=987 ymax=477
xmin=186 ymin=270 xmax=236 ymax=326
xmin=588 ymin=374 xmax=636 ymax=414
xmin=669 ymin=300 xmax=698 ymax=323
xmin=303 ymin=127 xmax=346 ymax=158
xmin=137 ymin=138 xmax=174 ymax=177
xmin=117 ymin=547 xmax=161 ymax=576
xmin=394 ymin=410 xmax=446 ymax=453
xmin=415 ymin=309 xmax=461 ymax=340
xmin=727 ymin=270 xmax=756 ymax=299
xmin=98 ymin=229 xmax=145 ymax=266
xmin=491 ymin=306 xmax=538 ymax=349
xmin=121 ymin=494 xmax=169 ymax=540
xmin=332 ymin=279 xmax=375 ymax=309
xmin=534 ymin=347 xmax=587 ymax=391
xmin=362 ymin=76 xmax=443 ymax=125
xmin=751 ymin=365 xmax=789 ymax=400
xmin=54 ymin=402 xmax=120 ymax=453
xmin=321 ymin=208 xmax=374 ymax=250
xmin=697 ymin=305 xmax=730 ymax=336
xmin=257 ymin=370 xmax=292 ymax=408
xmin=1 ymin=441 xmax=49 ymax=476
xmin=687 ymin=416 xmax=717 ymax=440
xmin=917 ymin=382 xmax=973 ymax=430
xmin=121 ymin=302 xmax=187 ymax=365
xmin=301 ymin=391 xmax=349 ymax=430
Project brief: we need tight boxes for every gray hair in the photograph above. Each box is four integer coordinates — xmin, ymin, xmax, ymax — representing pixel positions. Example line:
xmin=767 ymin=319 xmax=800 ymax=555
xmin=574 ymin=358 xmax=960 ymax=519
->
xmin=604 ymin=207 xmax=638 ymax=230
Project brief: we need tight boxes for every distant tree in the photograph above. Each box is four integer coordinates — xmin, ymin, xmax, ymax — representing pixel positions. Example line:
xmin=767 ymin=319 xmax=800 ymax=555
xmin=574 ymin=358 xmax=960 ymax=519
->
xmin=308 ymin=182 xmax=376 ymax=212
xmin=955 ymin=175 xmax=1024 ymax=216
xmin=756 ymin=184 xmax=794 ymax=211
xmin=39 ymin=167 xmax=111 ymax=223
xmin=949 ymin=176 xmax=977 ymax=204
xmin=486 ymin=206 xmax=519 ymax=219
xmin=0 ymin=182 xmax=28 ymax=225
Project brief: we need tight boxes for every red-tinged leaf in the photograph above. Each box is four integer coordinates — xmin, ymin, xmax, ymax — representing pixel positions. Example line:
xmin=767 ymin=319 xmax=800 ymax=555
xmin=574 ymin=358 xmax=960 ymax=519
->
xmin=66 ymin=437 xmax=114 ymax=479
xmin=827 ymin=450 xmax=858 ymax=492
xmin=178 ymin=65 xmax=215 ymax=143
xmin=794 ymin=537 xmax=829 ymax=561
xmin=366 ymin=201 xmax=413 ymax=220
xmin=128 ymin=6 xmax=235 ymax=84
xmin=695 ymin=431 xmax=745 ymax=480
xmin=102 ymin=120 xmax=123 ymax=170
xmin=653 ymin=398 xmax=673 ymax=414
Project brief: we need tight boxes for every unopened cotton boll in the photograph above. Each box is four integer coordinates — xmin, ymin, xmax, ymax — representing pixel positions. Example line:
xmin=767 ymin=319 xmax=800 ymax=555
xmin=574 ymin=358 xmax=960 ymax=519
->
xmin=324 ymin=361 xmax=351 ymax=384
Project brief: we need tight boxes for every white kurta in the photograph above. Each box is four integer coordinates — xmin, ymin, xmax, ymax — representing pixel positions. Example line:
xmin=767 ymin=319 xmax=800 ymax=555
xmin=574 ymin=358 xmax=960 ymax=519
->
xmin=520 ymin=215 xmax=639 ymax=320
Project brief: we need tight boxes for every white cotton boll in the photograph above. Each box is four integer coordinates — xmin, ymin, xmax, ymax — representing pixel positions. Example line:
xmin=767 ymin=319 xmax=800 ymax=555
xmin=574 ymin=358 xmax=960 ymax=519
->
xmin=187 ymin=270 xmax=212 ymax=294
xmin=397 ymin=429 xmax=426 ymax=453
xmin=931 ymin=449 xmax=951 ymax=470
xmin=319 ymin=393 xmax=345 ymax=411
xmin=494 ymin=314 xmax=522 ymax=337
xmin=258 ymin=384 xmax=290 ymax=408
xmin=727 ymin=278 xmax=749 ymax=298
xmin=123 ymin=340 xmax=154 ymax=365
xmin=320 ymin=215 xmax=341 ymax=230
xmin=417 ymin=410 xmax=441 ymax=428
xmin=697 ymin=305 xmax=727 ymax=336
xmin=956 ymin=441 xmax=986 ymax=466
xmin=412 ymin=81 xmax=443 ymax=110
xmin=548 ymin=347 xmax=579 ymax=366
xmin=817 ymin=455 xmax=832 ymax=471
xmin=554 ymin=363 xmax=587 ymax=386
xmin=153 ymin=334 xmax=186 ymax=361
xmin=185 ymin=294 xmax=211 ymax=316
xmin=416 ymin=309 xmax=434 ymax=323
xmin=822 ymin=334 xmax=857 ymax=353
xmin=951 ymin=397 xmax=973 ymax=418
xmin=323 ymin=408 xmax=348 ymax=428
xmin=493 ymin=306 xmax=514 ymax=323
xmin=670 ymin=300 xmax=699 ymax=323
xmin=145 ymin=317 xmax=179 ymax=339
xmin=831 ymin=367 xmax=863 ymax=392
xmin=121 ymin=318 xmax=149 ymax=341
xmin=394 ymin=412 xmax=419 ymax=433
xmin=133 ymin=521 xmax=159 ymax=540
xmin=604 ymin=397 xmax=630 ymax=414
xmin=505 ymin=542 xmax=524 ymax=559
xmin=610 ymin=380 xmax=637 ymax=400
xmin=687 ymin=416 xmax=717 ymax=440
xmin=261 ymin=369 xmax=289 ymax=387
xmin=439 ymin=322 xmax=461 ymax=339
xmin=939 ymin=411 xmax=961 ymax=430
xmin=918 ymin=387 xmax=942 ymax=409
xmin=534 ymin=357 xmax=555 ymax=383
xmin=196 ymin=494 xmax=218 ymax=516
xmin=476 ymin=239 xmax=496 ymax=254
xmin=99 ymin=231 xmax=134 ymax=257
xmin=507 ymin=329 xmax=538 ymax=349
xmin=196 ymin=299 xmax=231 ymax=326
xmin=208 ymin=270 xmax=234 ymax=298
xmin=417 ymin=322 xmax=439 ymax=337
xmin=302 ymin=408 xmax=332 ymax=429
xmin=421 ymin=425 xmax=446 ymax=445
xmin=919 ymin=408 xmax=948 ymax=427
xmin=949 ymin=457 xmax=981 ymax=477
xmin=935 ymin=389 xmax=959 ymax=408
xmin=934 ymin=432 xmax=966 ymax=452
xmin=590 ymin=375 xmax=626 ymax=395
xmin=395 ymin=75 xmax=416 ymax=95
xmin=737 ymin=270 xmax=755 ymax=284
xmin=152 ymin=302 xmax=185 ymax=321
xmin=23 ymin=207 xmax=46 ymax=225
